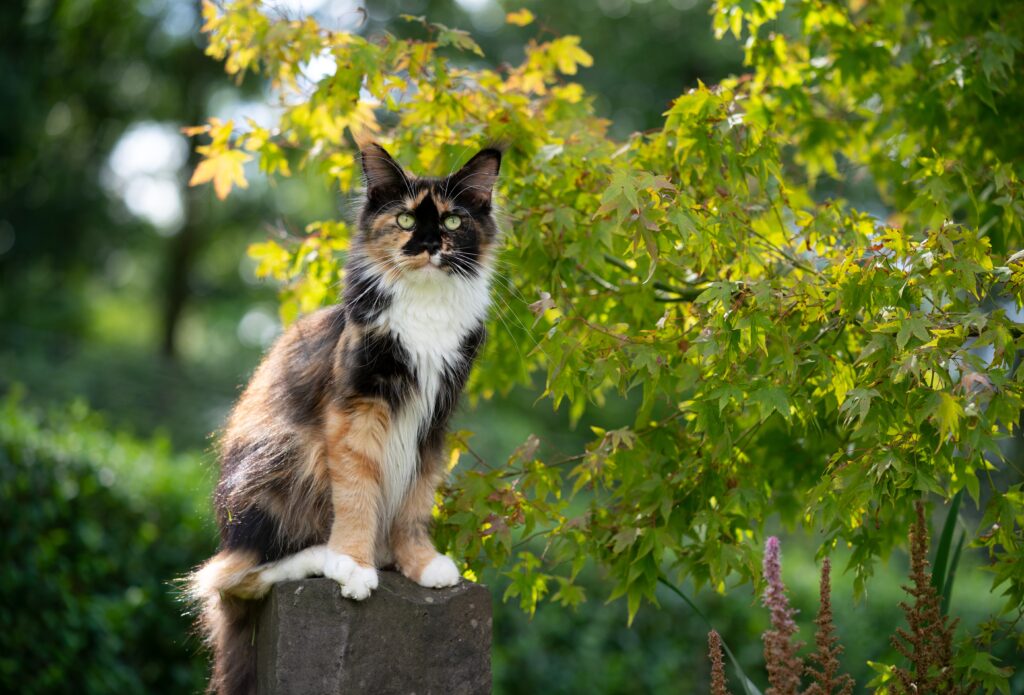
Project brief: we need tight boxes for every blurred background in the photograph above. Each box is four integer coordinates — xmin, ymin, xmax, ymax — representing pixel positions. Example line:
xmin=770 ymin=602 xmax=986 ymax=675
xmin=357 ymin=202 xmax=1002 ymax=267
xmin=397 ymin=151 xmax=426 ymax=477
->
xmin=0 ymin=0 xmax=1015 ymax=693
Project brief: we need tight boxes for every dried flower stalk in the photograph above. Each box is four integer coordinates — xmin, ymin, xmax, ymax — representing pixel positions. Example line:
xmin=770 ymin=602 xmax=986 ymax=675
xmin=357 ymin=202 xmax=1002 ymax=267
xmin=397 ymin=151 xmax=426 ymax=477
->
xmin=891 ymin=502 xmax=960 ymax=694
xmin=803 ymin=558 xmax=854 ymax=695
xmin=708 ymin=629 xmax=731 ymax=695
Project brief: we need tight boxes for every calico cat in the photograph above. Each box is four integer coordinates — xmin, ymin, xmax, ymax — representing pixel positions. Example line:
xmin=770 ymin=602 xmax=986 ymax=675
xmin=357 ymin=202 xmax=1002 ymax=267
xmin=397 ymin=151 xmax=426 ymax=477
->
xmin=187 ymin=143 xmax=501 ymax=695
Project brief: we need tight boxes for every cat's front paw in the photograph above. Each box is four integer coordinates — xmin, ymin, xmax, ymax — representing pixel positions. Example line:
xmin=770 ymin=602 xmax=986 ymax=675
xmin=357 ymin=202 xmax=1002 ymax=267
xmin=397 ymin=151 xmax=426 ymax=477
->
xmin=323 ymin=551 xmax=378 ymax=600
xmin=417 ymin=554 xmax=461 ymax=589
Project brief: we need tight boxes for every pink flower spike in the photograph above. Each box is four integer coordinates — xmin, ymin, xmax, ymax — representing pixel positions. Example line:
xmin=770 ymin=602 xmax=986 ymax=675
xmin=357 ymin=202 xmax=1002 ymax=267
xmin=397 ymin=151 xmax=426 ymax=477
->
xmin=761 ymin=536 xmax=804 ymax=695
xmin=762 ymin=536 xmax=797 ymax=632
xmin=763 ymin=537 xmax=782 ymax=592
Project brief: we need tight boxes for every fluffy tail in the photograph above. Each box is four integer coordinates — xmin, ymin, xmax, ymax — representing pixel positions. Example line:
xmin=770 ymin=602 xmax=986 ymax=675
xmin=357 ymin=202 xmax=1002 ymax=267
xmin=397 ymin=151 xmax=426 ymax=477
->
xmin=188 ymin=550 xmax=272 ymax=695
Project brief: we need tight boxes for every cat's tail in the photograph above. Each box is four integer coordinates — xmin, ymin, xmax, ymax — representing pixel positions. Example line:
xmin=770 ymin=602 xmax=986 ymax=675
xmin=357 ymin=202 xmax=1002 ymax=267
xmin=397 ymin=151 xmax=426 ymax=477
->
xmin=187 ymin=550 xmax=272 ymax=695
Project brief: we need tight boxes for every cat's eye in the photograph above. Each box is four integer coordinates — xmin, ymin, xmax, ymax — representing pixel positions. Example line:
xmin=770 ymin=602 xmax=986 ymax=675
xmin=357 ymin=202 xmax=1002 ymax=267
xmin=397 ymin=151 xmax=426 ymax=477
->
xmin=396 ymin=212 xmax=415 ymax=230
xmin=443 ymin=215 xmax=461 ymax=231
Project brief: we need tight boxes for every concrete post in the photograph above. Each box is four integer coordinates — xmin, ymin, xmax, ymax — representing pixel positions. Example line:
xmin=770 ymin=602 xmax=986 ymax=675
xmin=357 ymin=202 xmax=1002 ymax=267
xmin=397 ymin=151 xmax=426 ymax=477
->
xmin=255 ymin=572 xmax=492 ymax=695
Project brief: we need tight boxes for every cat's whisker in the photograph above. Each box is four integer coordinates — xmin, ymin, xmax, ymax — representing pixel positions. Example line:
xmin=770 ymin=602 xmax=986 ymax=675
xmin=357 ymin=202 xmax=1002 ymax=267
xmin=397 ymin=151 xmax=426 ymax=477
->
xmin=485 ymin=265 xmax=535 ymax=309
xmin=445 ymin=262 xmax=528 ymax=359
xmin=489 ymin=286 xmax=549 ymax=358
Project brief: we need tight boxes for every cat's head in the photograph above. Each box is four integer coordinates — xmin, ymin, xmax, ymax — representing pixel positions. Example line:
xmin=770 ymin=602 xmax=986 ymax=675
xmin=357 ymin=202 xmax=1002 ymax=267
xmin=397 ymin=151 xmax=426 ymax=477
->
xmin=354 ymin=143 xmax=501 ymax=280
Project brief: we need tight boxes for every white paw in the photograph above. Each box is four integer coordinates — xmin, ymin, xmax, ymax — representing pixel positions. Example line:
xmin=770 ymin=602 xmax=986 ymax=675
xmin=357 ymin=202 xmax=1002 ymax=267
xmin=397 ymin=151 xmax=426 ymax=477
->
xmin=324 ymin=551 xmax=378 ymax=601
xmin=341 ymin=564 xmax=379 ymax=600
xmin=417 ymin=555 xmax=461 ymax=588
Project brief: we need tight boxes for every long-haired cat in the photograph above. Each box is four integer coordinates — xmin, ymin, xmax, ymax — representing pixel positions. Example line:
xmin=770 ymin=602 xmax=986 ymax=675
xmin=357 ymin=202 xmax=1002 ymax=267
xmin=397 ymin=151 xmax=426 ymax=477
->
xmin=187 ymin=143 xmax=501 ymax=695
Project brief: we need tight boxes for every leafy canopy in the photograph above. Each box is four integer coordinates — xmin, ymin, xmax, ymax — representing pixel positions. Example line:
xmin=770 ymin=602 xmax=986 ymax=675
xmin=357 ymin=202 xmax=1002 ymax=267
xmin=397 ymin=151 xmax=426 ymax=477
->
xmin=191 ymin=0 xmax=1024 ymax=683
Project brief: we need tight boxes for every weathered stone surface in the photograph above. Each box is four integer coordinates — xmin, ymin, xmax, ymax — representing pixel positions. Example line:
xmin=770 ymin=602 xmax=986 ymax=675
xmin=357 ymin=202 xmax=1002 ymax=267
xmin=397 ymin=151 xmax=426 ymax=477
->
xmin=256 ymin=572 xmax=492 ymax=695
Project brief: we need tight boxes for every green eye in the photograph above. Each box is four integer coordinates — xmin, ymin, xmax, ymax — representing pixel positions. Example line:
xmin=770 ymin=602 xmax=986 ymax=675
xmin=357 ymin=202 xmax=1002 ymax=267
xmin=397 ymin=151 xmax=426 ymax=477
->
xmin=443 ymin=215 xmax=461 ymax=231
xmin=396 ymin=212 xmax=415 ymax=230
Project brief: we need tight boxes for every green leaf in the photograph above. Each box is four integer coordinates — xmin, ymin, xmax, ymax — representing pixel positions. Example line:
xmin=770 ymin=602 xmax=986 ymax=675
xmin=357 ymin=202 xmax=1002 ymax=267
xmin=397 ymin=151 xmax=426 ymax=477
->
xmin=695 ymin=281 xmax=734 ymax=308
xmin=897 ymin=315 xmax=930 ymax=350
xmin=750 ymin=386 xmax=790 ymax=421
xmin=929 ymin=392 xmax=964 ymax=442
xmin=638 ymin=225 xmax=659 ymax=282
xmin=435 ymin=25 xmax=484 ymax=56
xmin=941 ymin=532 xmax=965 ymax=617
xmin=839 ymin=388 xmax=880 ymax=428
xmin=866 ymin=660 xmax=896 ymax=689
xmin=931 ymin=489 xmax=962 ymax=613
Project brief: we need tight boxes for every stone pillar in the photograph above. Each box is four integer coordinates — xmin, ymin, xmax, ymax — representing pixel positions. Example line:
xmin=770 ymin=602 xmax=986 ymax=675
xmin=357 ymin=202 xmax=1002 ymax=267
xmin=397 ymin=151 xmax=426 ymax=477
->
xmin=255 ymin=572 xmax=492 ymax=695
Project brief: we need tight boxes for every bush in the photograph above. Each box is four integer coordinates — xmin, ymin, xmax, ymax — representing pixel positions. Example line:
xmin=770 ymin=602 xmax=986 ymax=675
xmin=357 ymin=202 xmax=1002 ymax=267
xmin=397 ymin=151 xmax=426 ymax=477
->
xmin=0 ymin=390 xmax=215 ymax=694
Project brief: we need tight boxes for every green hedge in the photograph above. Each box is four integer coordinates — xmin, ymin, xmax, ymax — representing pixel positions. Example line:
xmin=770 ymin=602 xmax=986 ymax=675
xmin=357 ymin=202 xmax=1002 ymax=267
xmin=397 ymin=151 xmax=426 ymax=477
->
xmin=2 ymin=387 xmax=1014 ymax=694
xmin=0 ymin=391 xmax=215 ymax=694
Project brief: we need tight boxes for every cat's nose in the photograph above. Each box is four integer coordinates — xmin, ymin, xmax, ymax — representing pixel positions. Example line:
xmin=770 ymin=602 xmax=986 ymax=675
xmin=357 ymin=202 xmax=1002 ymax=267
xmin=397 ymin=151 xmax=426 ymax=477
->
xmin=422 ymin=238 xmax=441 ymax=255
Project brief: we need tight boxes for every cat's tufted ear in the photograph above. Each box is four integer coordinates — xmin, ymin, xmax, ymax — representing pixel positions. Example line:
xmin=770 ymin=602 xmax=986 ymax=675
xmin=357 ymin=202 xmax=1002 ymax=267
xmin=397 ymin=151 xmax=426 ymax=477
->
xmin=447 ymin=147 xmax=502 ymax=208
xmin=360 ymin=143 xmax=408 ymax=197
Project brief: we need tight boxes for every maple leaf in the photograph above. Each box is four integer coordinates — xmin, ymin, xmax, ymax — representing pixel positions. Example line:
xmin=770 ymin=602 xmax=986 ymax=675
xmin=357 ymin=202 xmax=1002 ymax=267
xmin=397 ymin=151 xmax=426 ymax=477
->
xmin=548 ymin=36 xmax=593 ymax=75
xmin=189 ymin=148 xmax=250 ymax=200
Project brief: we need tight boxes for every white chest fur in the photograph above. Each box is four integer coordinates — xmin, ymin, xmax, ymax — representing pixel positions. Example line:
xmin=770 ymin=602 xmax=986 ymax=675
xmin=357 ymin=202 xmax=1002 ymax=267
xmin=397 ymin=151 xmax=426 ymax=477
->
xmin=375 ymin=267 xmax=492 ymax=522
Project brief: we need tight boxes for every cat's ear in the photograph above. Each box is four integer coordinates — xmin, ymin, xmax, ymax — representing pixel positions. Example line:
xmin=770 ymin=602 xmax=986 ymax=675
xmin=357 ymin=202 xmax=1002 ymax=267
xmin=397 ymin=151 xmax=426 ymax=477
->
xmin=448 ymin=147 xmax=502 ymax=208
xmin=360 ymin=143 xmax=408 ymax=196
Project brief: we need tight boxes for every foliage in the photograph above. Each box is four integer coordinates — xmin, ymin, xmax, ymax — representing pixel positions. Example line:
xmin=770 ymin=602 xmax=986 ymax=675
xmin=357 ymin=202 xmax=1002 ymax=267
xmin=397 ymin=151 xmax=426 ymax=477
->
xmin=410 ymin=0 xmax=744 ymax=139
xmin=0 ymin=390 xmax=214 ymax=694
xmin=191 ymin=0 xmax=1024 ymax=683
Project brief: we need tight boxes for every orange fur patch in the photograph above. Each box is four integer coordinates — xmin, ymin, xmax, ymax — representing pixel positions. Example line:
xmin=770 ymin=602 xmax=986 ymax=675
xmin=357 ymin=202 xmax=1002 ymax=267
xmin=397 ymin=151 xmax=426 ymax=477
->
xmin=324 ymin=401 xmax=392 ymax=566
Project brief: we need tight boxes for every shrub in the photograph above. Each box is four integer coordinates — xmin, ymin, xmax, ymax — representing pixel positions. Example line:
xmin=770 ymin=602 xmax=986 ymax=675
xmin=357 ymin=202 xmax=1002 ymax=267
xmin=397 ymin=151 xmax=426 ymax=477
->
xmin=0 ymin=390 xmax=215 ymax=694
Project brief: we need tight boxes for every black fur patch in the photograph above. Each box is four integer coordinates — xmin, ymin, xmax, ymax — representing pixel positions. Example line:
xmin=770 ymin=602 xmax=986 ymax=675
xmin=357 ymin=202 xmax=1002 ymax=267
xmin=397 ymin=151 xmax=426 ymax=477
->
xmin=402 ymin=193 xmax=442 ymax=256
xmin=361 ymin=143 xmax=411 ymax=216
xmin=343 ymin=265 xmax=392 ymax=325
xmin=218 ymin=505 xmax=279 ymax=561
xmin=343 ymin=330 xmax=416 ymax=411
xmin=446 ymin=147 xmax=501 ymax=212
xmin=276 ymin=305 xmax=346 ymax=427
xmin=219 ymin=504 xmax=317 ymax=564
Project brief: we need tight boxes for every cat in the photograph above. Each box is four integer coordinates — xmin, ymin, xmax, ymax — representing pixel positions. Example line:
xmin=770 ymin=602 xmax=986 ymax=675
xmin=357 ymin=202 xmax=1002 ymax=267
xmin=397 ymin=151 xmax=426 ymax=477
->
xmin=187 ymin=143 xmax=501 ymax=695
